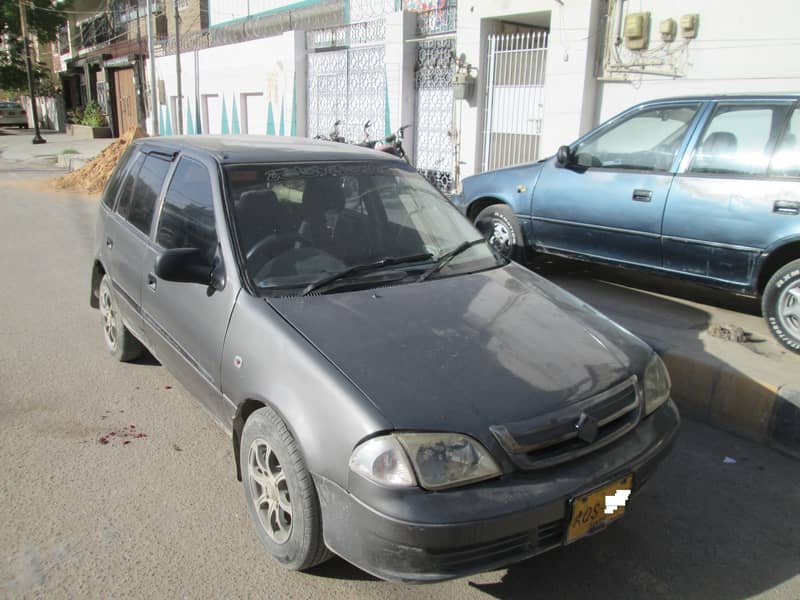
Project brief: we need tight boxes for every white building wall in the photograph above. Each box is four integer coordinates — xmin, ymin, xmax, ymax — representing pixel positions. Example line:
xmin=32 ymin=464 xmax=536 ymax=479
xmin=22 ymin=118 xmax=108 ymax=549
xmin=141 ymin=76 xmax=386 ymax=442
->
xmin=147 ymin=31 xmax=305 ymax=137
xmin=455 ymin=0 xmax=800 ymax=179
xmin=455 ymin=0 xmax=600 ymax=178
xmin=597 ymin=0 xmax=800 ymax=123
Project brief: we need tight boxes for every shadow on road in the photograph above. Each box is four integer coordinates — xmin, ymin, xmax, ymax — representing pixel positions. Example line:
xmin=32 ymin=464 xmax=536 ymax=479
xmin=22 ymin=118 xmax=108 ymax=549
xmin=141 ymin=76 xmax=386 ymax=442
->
xmin=466 ymin=420 xmax=800 ymax=600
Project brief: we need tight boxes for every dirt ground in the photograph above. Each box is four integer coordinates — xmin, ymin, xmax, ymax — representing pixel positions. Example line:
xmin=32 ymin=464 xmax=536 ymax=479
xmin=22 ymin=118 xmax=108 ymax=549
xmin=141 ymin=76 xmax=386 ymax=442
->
xmin=52 ymin=126 xmax=147 ymax=195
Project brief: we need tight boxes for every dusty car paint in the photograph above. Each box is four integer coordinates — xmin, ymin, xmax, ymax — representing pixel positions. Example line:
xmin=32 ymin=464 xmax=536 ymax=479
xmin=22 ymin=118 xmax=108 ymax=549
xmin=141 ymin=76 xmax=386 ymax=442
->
xmin=93 ymin=136 xmax=679 ymax=582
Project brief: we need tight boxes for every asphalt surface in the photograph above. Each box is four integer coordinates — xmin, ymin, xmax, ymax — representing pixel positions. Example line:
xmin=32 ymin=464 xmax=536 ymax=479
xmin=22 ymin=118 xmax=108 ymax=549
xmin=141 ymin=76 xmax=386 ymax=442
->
xmin=1 ymin=158 xmax=799 ymax=599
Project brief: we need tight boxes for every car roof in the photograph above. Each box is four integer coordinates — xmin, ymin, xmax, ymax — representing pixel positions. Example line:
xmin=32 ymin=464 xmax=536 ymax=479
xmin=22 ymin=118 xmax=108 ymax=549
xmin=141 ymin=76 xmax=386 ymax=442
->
xmin=134 ymin=135 xmax=405 ymax=165
xmin=638 ymin=94 xmax=800 ymax=104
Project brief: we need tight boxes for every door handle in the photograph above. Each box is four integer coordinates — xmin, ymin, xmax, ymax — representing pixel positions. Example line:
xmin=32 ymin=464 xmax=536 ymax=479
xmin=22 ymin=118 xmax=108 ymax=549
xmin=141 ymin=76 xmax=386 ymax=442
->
xmin=632 ymin=189 xmax=652 ymax=202
xmin=147 ymin=273 xmax=157 ymax=291
xmin=106 ymin=237 xmax=113 ymax=249
xmin=773 ymin=200 xmax=800 ymax=215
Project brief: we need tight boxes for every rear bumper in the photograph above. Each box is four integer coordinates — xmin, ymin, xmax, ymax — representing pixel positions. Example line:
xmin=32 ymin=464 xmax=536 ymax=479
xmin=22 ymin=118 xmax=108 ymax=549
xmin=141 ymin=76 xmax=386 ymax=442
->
xmin=314 ymin=399 xmax=679 ymax=583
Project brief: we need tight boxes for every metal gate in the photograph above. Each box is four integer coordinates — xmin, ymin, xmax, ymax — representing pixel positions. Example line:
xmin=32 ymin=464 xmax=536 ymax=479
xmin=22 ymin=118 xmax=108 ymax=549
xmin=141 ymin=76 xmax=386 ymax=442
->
xmin=414 ymin=39 xmax=455 ymax=193
xmin=482 ymin=31 xmax=548 ymax=172
xmin=307 ymin=46 xmax=387 ymax=144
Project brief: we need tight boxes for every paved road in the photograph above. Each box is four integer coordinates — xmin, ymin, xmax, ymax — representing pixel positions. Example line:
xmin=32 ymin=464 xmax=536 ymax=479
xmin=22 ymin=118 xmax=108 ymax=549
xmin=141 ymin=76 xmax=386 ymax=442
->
xmin=1 ymin=162 xmax=799 ymax=599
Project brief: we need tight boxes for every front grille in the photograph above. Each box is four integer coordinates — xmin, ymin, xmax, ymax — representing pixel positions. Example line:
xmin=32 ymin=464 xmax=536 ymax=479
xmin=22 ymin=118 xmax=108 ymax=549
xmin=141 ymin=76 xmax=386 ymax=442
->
xmin=491 ymin=376 xmax=641 ymax=470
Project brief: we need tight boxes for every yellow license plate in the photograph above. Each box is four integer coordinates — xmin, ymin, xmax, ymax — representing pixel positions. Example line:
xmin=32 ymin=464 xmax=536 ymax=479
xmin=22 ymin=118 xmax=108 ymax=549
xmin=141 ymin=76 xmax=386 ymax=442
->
xmin=566 ymin=474 xmax=633 ymax=544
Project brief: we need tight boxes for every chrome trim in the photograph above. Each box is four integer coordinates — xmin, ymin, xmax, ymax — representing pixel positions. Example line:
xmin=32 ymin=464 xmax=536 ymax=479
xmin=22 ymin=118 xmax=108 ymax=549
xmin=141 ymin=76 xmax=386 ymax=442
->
xmin=491 ymin=376 xmax=641 ymax=470
xmin=531 ymin=216 xmax=662 ymax=239
xmin=661 ymin=235 xmax=762 ymax=253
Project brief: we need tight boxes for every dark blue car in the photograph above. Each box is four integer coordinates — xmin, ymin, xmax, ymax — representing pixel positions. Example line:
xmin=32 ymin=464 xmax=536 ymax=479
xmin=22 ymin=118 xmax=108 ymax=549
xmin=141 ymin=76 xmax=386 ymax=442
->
xmin=452 ymin=95 xmax=800 ymax=353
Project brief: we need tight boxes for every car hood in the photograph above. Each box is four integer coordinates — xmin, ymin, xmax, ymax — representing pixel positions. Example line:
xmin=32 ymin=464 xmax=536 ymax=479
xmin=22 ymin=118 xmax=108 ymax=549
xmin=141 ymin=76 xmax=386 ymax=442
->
xmin=267 ymin=263 xmax=651 ymax=438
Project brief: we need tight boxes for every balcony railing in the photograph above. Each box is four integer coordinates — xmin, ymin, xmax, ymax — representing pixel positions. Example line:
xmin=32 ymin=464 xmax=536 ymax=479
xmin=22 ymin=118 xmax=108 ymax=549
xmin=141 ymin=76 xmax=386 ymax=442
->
xmin=307 ymin=18 xmax=386 ymax=50
xmin=414 ymin=4 xmax=456 ymax=37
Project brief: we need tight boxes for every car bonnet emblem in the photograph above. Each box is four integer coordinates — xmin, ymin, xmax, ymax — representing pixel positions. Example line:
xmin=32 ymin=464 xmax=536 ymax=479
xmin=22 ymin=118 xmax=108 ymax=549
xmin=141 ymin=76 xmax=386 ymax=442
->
xmin=575 ymin=412 xmax=599 ymax=443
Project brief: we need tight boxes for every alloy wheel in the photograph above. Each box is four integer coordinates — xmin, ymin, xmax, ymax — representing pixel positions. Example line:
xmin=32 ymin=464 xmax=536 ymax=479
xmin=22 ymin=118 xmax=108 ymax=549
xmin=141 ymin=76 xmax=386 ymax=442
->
xmin=247 ymin=439 xmax=293 ymax=544
xmin=99 ymin=284 xmax=117 ymax=350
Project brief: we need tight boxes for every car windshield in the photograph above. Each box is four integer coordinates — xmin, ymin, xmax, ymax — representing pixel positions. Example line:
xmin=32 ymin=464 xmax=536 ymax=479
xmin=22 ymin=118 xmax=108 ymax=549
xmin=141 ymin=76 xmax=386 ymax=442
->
xmin=225 ymin=162 xmax=501 ymax=296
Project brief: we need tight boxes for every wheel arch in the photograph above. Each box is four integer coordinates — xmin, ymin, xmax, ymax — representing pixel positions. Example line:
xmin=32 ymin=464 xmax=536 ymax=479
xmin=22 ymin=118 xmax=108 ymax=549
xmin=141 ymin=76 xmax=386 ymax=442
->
xmin=757 ymin=240 xmax=800 ymax=294
xmin=90 ymin=260 xmax=107 ymax=309
xmin=466 ymin=196 xmax=509 ymax=223
xmin=232 ymin=396 xmax=306 ymax=482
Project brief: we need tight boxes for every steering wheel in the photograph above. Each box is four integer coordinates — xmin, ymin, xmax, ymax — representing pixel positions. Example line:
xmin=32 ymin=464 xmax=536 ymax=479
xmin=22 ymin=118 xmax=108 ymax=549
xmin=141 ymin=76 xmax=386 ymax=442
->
xmin=246 ymin=232 xmax=311 ymax=272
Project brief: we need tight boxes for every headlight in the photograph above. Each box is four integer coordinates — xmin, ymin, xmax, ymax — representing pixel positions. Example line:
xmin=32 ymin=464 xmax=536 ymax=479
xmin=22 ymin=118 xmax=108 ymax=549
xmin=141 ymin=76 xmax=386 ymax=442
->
xmin=643 ymin=353 xmax=671 ymax=415
xmin=349 ymin=433 xmax=501 ymax=491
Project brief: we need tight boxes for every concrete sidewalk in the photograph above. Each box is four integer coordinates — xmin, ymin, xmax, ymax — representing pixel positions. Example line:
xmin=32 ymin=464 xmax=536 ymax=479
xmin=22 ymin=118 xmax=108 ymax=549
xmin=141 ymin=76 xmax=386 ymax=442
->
xmin=0 ymin=128 xmax=114 ymax=170
xmin=551 ymin=268 xmax=800 ymax=459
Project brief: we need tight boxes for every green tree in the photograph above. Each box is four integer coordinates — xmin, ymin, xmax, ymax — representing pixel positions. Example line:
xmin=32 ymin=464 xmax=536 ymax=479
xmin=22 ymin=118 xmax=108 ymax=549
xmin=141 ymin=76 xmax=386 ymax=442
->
xmin=0 ymin=0 xmax=73 ymax=92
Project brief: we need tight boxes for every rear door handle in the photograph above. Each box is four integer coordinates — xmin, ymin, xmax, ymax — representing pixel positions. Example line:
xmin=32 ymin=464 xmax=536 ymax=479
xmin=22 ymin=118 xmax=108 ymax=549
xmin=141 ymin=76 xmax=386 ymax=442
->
xmin=632 ymin=189 xmax=652 ymax=202
xmin=774 ymin=200 xmax=800 ymax=215
xmin=147 ymin=273 xmax=157 ymax=291
xmin=106 ymin=237 xmax=113 ymax=249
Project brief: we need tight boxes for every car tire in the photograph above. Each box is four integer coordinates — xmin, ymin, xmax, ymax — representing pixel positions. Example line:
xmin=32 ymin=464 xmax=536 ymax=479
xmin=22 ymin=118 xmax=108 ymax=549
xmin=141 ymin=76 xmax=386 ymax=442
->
xmin=98 ymin=275 xmax=144 ymax=361
xmin=762 ymin=258 xmax=800 ymax=354
xmin=240 ymin=406 xmax=332 ymax=571
xmin=474 ymin=204 xmax=525 ymax=262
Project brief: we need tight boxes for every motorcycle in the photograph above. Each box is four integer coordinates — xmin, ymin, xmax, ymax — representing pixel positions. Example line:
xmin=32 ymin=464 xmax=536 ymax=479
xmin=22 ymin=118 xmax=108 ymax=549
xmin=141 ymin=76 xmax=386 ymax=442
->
xmin=356 ymin=120 xmax=412 ymax=164
xmin=314 ymin=120 xmax=412 ymax=165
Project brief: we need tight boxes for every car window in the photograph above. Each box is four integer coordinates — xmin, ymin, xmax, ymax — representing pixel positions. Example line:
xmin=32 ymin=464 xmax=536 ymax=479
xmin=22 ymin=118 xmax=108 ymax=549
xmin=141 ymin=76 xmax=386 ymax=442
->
xmin=770 ymin=107 xmax=800 ymax=178
xmin=127 ymin=154 xmax=171 ymax=235
xmin=224 ymin=163 xmax=499 ymax=294
xmin=115 ymin=151 xmax=145 ymax=219
xmin=156 ymin=158 xmax=217 ymax=259
xmin=102 ymin=145 xmax=135 ymax=209
xmin=573 ymin=104 xmax=700 ymax=172
xmin=689 ymin=104 xmax=788 ymax=177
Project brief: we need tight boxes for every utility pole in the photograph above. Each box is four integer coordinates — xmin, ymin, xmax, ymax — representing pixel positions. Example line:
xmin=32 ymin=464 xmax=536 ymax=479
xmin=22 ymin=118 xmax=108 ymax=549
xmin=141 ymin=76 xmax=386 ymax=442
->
xmin=173 ymin=0 xmax=182 ymax=135
xmin=18 ymin=0 xmax=45 ymax=144
xmin=146 ymin=0 xmax=158 ymax=135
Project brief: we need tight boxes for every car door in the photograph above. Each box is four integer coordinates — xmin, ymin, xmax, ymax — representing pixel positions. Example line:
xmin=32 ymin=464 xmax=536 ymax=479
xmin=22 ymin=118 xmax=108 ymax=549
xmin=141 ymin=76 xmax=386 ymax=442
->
xmin=103 ymin=150 xmax=159 ymax=341
xmin=531 ymin=102 xmax=704 ymax=267
xmin=663 ymin=100 xmax=799 ymax=287
xmin=142 ymin=156 xmax=237 ymax=426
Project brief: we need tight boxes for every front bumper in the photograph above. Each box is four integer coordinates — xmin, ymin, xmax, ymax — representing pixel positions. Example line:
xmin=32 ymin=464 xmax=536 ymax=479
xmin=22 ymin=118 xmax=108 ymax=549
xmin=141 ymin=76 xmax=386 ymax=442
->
xmin=314 ymin=399 xmax=679 ymax=583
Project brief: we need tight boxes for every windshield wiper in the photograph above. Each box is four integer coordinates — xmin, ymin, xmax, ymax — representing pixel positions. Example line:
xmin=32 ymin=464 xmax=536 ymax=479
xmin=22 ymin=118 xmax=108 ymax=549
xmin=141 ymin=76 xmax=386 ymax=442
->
xmin=301 ymin=253 xmax=433 ymax=296
xmin=417 ymin=239 xmax=486 ymax=282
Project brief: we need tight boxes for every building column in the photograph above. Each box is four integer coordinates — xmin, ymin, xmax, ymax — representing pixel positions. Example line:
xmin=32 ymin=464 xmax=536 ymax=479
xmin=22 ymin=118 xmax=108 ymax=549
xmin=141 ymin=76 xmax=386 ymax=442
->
xmin=539 ymin=0 xmax=602 ymax=155
xmin=292 ymin=30 xmax=307 ymax=138
xmin=384 ymin=10 xmax=416 ymax=158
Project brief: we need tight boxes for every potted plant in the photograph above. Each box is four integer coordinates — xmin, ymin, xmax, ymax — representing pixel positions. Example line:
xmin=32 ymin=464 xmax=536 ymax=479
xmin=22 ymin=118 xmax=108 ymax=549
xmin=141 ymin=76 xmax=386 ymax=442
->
xmin=67 ymin=101 xmax=112 ymax=138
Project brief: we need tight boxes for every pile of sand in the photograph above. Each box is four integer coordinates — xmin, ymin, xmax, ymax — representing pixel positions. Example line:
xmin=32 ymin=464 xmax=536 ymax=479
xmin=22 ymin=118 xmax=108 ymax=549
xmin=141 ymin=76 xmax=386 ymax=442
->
xmin=53 ymin=126 xmax=148 ymax=195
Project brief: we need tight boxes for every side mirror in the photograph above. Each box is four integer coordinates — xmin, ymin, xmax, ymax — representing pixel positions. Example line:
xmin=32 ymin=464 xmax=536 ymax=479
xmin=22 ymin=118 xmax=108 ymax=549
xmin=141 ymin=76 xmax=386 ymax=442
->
xmin=155 ymin=248 xmax=217 ymax=288
xmin=556 ymin=145 xmax=574 ymax=167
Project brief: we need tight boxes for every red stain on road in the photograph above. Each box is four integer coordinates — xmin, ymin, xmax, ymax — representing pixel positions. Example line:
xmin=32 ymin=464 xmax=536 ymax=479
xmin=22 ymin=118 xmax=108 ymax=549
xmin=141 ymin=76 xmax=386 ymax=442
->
xmin=97 ymin=424 xmax=148 ymax=446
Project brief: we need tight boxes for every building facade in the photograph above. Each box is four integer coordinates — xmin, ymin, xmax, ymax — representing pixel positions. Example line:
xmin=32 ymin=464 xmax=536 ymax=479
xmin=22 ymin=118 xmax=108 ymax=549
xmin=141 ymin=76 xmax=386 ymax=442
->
xmin=147 ymin=0 xmax=800 ymax=193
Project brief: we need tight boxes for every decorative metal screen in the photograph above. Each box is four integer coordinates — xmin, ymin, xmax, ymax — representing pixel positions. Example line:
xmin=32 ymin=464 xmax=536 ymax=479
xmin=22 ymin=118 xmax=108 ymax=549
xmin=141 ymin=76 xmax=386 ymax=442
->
xmin=414 ymin=38 xmax=455 ymax=193
xmin=307 ymin=49 xmax=348 ymax=139
xmin=307 ymin=46 xmax=386 ymax=144
xmin=482 ymin=31 xmax=548 ymax=172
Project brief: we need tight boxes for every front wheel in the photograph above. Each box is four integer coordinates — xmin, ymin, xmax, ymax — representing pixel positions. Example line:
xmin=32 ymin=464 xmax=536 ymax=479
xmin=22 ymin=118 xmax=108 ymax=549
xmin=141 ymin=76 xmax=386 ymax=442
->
xmin=474 ymin=204 xmax=524 ymax=262
xmin=762 ymin=258 xmax=800 ymax=354
xmin=98 ymin=275 xmax=143 ymax=361
xmin=240 ymin=406 xmax=332 ymax=570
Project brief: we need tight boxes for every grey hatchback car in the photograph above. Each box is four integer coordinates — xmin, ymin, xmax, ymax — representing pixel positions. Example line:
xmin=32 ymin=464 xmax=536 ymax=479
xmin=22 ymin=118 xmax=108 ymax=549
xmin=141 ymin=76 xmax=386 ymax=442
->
xmin=91 ymin=136 xmax=679 ymax=582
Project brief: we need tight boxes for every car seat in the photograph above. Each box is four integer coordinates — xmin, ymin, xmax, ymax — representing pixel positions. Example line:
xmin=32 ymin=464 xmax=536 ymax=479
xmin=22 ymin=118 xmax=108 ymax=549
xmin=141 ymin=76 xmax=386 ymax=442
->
xmin=236 ymin=189 xmax=279 ymax=253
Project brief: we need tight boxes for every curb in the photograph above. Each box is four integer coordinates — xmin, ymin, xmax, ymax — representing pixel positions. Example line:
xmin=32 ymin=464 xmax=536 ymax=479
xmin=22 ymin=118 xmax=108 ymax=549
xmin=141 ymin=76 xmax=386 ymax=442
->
xmin=56 ymin=154 xmax=91 ymax=171
xmin=655 ymin=345 xmax=800 ymax=459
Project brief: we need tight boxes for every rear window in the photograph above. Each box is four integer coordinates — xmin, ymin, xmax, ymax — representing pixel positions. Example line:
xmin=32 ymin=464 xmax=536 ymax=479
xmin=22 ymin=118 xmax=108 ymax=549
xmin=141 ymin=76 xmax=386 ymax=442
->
xmin=102 ymin=146 xmax=135 ymax=209
xmin=127 ymin=155 xmax=172 ymax=234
